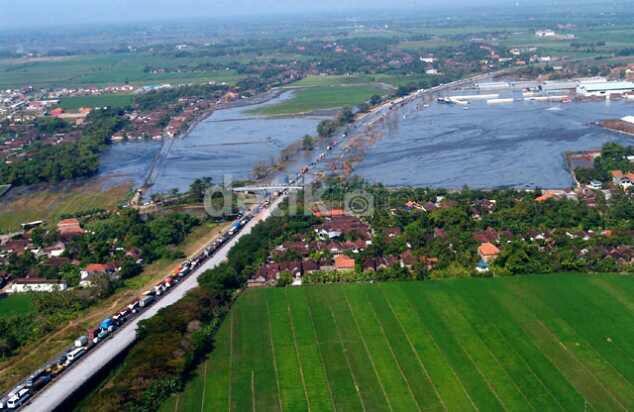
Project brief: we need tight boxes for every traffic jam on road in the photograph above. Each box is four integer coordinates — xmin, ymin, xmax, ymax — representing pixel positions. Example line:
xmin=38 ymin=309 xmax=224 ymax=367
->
xmin=0 ymin=140 xmax=339 ymax=410
xmin=0 ymin=210 xmax=262 ymax=410
xmin=0 ymin=83 xmax=442 ymax=410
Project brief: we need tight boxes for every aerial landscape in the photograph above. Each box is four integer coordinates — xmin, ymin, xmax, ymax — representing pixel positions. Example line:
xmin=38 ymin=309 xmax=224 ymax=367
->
xmin=1 ymin=0 xmax=634 ymax=411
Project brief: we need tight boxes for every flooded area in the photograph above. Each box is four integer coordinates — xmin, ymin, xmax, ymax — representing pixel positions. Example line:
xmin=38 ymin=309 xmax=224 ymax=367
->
xmin=353 ymin=96 xmax=634 ymax=189
xmin=98 ymin=91 xmax=325 ymax=195
xmin=99 ymin=86 xmax=634 ymax=193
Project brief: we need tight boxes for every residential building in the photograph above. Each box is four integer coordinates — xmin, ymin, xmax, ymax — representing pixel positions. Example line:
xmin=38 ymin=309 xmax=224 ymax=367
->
xmin=334 ymin=255 xmax=355 ymax=272
xmin=478 ymin=242 xmax=501 ymax=263
xmin=8 ymin=278 xmax=67 ymax=293
xmin=80 ymin=263 xmax=116 ymax=287
xmin=57 ymin=218 xmax=84 ymax=238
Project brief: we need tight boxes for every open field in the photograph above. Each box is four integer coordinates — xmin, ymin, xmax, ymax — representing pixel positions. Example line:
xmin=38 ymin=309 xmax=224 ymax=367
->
xmin=162 ymin=274 xmax=634 ymax=412
xmin=256 ymin=75 xmax=392 ymax=115
xmin=0 ymin=54 xmax=243 ymax=89
xmin=0 ymin=181 xmax=131 ymax=233
xmin=58 ymin=94 xmax=134 ymax=110
xmin=0 ymin=294 xmax=34 ymax=318
xmin=255 ymin=85 xmax=386 ymax=115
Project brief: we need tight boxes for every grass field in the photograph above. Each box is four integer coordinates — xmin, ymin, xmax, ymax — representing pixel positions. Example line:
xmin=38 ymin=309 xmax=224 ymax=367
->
xmin=58 ymin=94 xmax=134 ymax=110
xmin=254 ymin=75 xmax=392 ymax=116
xmin=255 ymin=85 xmax=386 ymax=116
xmin=0 ymin=295 xmax=34 ymax=318
xmin=0 ymin=182 xmax=131 ymax=233
xmin=0 ymin=54 xmax=243 ymax=89
xmin=162 ymin=274 xmax=634 ymax=412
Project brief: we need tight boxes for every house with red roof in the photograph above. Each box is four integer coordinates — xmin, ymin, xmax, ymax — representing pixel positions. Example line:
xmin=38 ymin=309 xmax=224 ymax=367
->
xmin=80 ymin=263 xmax=116 ymax=287
xmin=334 ymin=254 xmax=355 ymax=272
xmin=57 ymin=218 xmax=84 ymax=239
xmin=478 ymin=242 xmax=501 ymax=263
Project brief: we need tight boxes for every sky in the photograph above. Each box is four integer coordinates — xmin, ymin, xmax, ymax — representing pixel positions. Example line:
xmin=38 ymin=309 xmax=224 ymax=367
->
xmin=0 ymin=0 xmax=519 ymax=29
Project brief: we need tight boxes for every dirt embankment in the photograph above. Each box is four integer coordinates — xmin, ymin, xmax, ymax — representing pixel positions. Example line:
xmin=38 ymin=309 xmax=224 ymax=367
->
xmin=600 ymin=119 xmax=634 ymax=137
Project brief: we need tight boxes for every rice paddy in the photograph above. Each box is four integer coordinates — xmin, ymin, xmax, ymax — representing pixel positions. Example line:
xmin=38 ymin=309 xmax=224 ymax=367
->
xmin=161 ymin=274 xmax=634 ymax=411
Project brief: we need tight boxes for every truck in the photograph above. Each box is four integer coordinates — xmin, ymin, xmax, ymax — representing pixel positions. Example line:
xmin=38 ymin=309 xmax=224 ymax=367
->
xmin=139 ymin=294 xmax=155 ymax=308
xmin=64 ymin=347 xmax=86 ymax=365
xmin=25 ymin=369 xmax=46 ymax=387
xmin=228 ymin=221 xmax=241 ymax=235
xmin=153 ymin=284 xmax=165 ymax=296
xmin=100 ymin=318 xmax=114 ymax=333
xmin=74 ymin=336 xmax=88 ymax=348
xmin=28 ymin=374 xmax=51 ymax=391
xmin=127 ymin=300 xmax=140 ymax=313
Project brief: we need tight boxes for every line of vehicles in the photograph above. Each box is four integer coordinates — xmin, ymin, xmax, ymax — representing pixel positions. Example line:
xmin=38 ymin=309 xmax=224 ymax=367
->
xmin=0 ymin=211 xmax=260 ymax=411
xmin=0 ymin=85 xmax=405 ymax=411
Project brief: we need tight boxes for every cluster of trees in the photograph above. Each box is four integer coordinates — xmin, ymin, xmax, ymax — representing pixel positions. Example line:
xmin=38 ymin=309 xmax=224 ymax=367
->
xmin=317 ymin=107 xmax=355 ymax=138
xmin=65 ymin=209 xmax=200 ymax=266
xmin=81 ymin=200 xmax=316 ymax=411
xmin=575 ymin=143 xmax=634 ymax=184
xmin=0 ymin=109 xmax=127 ymax=186
xmin=134 ymin=84 xmax=228 ymax=111
xmin=35 ymin=117 xmax=71 ymax=134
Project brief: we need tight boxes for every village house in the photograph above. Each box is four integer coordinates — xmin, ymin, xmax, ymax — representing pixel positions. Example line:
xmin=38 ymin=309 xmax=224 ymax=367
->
xmin=611 ymin=170 xmax=634 ymax=190
xmin=2 ymin=239 xmax=28 ymax=256
xmin=334 ymin=254 xmax=355 ymax=272
xmin=399 ymin=250 xmax=438 ymax=271
xmin=7 ymin=278 xmax=67 ymax=294
xmin=44 ymin=241 xmax=66 ymax=258
xmin=57 ymin=218 xmax=84 ymax=239
xmin=478 ymin=242 xmax=501 ymax=263
xmin=477 ymin=242 xmax=501 ymax=272
xmin=80 ymin=263 xmax=116 ymax=287
xmin=312 ymin=208 xmax=346 ymax=218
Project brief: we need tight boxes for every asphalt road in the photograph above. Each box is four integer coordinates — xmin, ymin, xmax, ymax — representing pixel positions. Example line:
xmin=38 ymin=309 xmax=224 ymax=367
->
xmin=22 ymin=195 xmax=286 ymax=412
xmin=20 ymin=71 xmax=496 ymax=412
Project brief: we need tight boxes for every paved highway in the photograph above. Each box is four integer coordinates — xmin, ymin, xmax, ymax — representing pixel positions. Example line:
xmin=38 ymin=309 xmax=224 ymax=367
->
xmin=22 ymin=195 xmax=286 ymax=412
xmin=20 ymin=71 xmax=499 ymax=412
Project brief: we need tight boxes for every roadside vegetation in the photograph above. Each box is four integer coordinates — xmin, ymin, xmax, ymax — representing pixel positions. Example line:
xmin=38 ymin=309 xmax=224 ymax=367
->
xmin=78 ymin=200 xmax=317 ymax=411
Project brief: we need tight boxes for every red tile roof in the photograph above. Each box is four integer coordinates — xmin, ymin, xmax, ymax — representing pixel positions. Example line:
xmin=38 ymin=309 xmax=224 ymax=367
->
xmin=334 ymin=255 xmax=355 ymax=270
xmin=478 ymin=242 xmax=500 ymax=257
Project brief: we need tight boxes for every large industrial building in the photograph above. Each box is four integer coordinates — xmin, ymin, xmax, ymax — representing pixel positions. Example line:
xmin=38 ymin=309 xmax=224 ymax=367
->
xmin=576 ymin=81 xmax=634 ymax=97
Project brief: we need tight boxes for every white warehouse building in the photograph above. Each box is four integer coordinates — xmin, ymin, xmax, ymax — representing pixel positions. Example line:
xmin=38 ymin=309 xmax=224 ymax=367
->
xmin=7 ymin=278 xmax=68 ymax=294
xmin=576 ymin=81 xmax=634 ymax=97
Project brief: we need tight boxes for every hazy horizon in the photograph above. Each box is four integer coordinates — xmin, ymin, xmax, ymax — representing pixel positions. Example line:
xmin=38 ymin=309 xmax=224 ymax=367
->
xmin=0 ymin=0 xmax=579 ymax=30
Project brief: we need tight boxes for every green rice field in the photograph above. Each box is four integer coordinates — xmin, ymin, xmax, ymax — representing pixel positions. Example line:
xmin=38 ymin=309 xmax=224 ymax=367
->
xmin=254 ymin=84 xmax=386 ymax=116
xmin=161 ymin=274 xmax=634 ymax=411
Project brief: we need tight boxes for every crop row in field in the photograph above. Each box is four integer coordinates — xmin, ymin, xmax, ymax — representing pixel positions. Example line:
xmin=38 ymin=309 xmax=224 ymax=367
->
xmin=162 ymin=274 xmax=634 ymax=412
